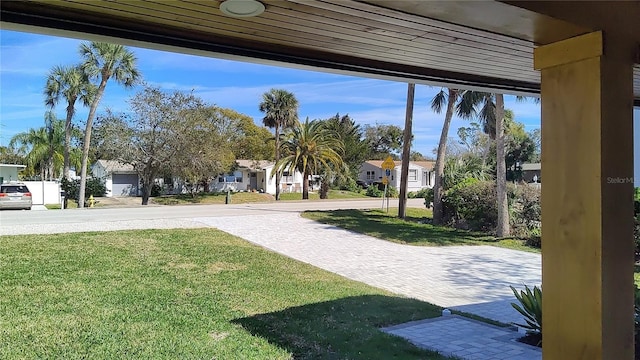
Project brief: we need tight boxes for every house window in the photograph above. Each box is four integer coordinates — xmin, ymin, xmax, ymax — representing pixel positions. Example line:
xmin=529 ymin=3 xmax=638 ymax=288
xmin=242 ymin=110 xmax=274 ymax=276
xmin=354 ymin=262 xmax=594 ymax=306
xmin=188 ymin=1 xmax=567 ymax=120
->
xmin=366 ymin=171 xmax=375 ymax=180
xmin=409 ymin=169 xmax=417 ymax=181
xmin=423 ymin=171 xmax=431 ymax=186
xmin=283 ymin=171 xmax=293 ymax=183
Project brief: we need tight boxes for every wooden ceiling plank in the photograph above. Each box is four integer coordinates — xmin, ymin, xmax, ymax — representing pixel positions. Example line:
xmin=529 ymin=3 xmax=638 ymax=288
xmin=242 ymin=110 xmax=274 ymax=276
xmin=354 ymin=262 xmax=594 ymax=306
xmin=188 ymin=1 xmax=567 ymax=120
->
xmin=0 ymin=0 xmax=546 ymax=95
xmin=183 ymin=0 xmax=534 ymax=55
xmin=132 ymin=0 xmax=535 ymax=70
xmin=59 ymin=0 xmax=536 ymax=78
xmin=297 ymin=0 xmax=535 ymax=51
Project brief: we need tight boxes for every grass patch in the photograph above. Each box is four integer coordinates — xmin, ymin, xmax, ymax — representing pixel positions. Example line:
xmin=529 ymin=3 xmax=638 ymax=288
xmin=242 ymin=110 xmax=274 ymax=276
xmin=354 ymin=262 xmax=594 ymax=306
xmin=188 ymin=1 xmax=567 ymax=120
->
xmin=302 ymin=208 xmax=538 ymax=252
xmin=0 ymin=228 xmax=450 ymax=359
xmin=132 ymin=190 xmax=365 ymax=205
xmin=152 ymin=191 xmax=273 ymax=205
xmin=45 ymin=201 xmax=97 ymax=210
xmin=279 ymin=189 xmax=367 ymax=201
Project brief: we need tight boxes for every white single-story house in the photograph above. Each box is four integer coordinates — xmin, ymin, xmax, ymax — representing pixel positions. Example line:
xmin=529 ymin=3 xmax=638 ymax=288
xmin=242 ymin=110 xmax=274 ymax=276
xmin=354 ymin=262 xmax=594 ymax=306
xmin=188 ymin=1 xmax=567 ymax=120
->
xmin=0 ymin=163 xmax=26 ymax=183
xmin=359 ymin=160 xmax=436 ymax=192
xmin=92 ymin=160 xmax=139 ymax=197
xmin=211 ymin=159 xmax=306 ymax=195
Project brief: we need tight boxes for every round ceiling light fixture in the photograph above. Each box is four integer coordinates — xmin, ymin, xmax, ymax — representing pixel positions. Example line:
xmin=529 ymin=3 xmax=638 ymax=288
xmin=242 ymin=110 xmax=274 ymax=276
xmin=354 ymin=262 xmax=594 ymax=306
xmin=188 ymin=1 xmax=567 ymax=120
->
xmin=219 ymin=0 xmax=265 ymax=18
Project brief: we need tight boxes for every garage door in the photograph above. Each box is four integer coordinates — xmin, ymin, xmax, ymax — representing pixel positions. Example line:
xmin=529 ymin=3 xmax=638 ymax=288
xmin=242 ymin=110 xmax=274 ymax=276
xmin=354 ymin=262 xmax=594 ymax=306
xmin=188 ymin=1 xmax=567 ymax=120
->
xmin=112 ymin=174 xmax=138 ymax=197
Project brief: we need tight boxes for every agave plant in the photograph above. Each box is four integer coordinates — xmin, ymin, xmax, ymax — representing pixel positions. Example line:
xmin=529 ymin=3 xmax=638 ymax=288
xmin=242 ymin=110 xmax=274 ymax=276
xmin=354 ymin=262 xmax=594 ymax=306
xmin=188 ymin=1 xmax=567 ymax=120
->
xmin=510 ymin=285 xmax=542 ymax=336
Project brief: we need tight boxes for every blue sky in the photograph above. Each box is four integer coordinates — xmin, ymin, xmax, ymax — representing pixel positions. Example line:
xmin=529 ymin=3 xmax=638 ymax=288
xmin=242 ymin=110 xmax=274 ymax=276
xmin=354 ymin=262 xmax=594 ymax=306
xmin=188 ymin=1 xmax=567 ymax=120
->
xmin=3 ymin=29 xmax=639 ymax=183
xmin=0 ymin=29 xmax=545 ymax=159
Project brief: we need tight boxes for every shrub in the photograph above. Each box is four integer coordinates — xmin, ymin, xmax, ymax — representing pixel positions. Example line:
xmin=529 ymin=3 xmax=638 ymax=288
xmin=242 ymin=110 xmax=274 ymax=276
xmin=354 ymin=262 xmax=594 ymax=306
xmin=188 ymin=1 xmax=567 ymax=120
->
xmin=61 ymin=177 xmax=107 ymax=203
xmin=339 ymin=178 xmax=361 ymax=193
xmin=510 ymin=184 xmax=541 ymax=238
xmin=423 ymin=188 xmax=434 ymax=208
xmin=366 ymin=185 xmax=383 ymax=198
xmin=441 ymin=179 xmax=498 ymax=232
xmin=525 ymin=227 xmax=541 ymax=248
xmin=510 ymin=285 xmax=542 ymax=346
xmin=408 ymin=188 xmax=431 ymax=199
xmin=151 ymin=182 xmax=163 ymax=197
xmin=365 ymin=184 xmax=397 ymax=198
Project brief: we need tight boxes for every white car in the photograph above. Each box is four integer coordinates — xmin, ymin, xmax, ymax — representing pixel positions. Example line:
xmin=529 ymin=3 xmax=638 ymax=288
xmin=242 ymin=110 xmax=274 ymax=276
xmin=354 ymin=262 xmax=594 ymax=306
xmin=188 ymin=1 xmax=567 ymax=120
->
xmin=0 ymin=183 xmax=32 ymax=210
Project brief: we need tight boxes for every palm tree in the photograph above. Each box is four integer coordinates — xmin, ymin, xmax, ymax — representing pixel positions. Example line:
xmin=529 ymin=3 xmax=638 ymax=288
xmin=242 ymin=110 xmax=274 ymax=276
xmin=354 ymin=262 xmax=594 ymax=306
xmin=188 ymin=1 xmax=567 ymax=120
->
xmin=457 ymin=91 xmax=510 ymax=236
xmin=494 ymin=93 xmax=509 ymax=236
xmin=259 ymin=88 xmax=299 ymax=200
xmin=321 ymin=114 xmax=368 ymax=183
xmin=442 ymin=155 xmax=492 ymax=190
xmin=77 ymin=42 xmax=140 ymax=207
xmin=9 ymin=113 xmax=65 ymax=180
xmin=430 ymin=88 xmax=480 ymax=225
xmin=273 ymin=118 xmax=344 ymax=199
xmin=44 ymin=64 xmax=95 ymax=180
xmin=435 ymin=90 xmax=510 ymax=236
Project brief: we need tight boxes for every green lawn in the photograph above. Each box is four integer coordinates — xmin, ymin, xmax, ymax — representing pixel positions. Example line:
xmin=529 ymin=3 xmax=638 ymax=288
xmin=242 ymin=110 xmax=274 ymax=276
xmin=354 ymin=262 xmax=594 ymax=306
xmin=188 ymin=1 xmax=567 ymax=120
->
xmin=279 ymin=189 xmax=367 ymax=201
xmin=152 ymin=191 xmax=273 ymax=205
xmin=152 ymin=189 xmax=366 ymax=205
xmin=302 ymin=208 xmax=538 ymax=252
xmin=0 ymin=228 xmax=450 ymax=359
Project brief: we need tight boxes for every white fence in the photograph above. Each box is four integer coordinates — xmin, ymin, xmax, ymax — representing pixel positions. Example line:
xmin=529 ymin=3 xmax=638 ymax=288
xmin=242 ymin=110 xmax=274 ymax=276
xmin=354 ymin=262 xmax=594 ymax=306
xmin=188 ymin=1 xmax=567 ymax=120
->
xmin=22 ymin=181 xmax=62 ymax=205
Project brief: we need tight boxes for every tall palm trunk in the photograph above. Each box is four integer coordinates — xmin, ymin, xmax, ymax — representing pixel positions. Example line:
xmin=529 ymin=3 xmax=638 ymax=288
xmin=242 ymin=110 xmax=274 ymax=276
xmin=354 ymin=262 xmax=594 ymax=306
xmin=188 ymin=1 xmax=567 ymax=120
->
xmin=63 ymin=101 xmax=74 ymax=179
xmin=48 ymin=149 xmax=54 ymax=180
xmin=398 ymin=83 xmax=415 ymax=219
xmin=274 ymin=124 xmax=281 ymax=201
xmin=302 ymin=169 xmax=309 ymax=199
xmin=495 ymin=93 xmax=510 ymax=236
xmin=78 ymin=78 xmax=107 ymax=208
xmin=433 ymin=89 xmax=457 ymax=225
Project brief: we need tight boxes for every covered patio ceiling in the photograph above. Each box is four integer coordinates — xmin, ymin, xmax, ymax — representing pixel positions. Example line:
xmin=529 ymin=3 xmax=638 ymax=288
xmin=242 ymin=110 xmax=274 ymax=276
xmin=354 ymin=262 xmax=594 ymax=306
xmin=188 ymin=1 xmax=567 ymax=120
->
xmin=1 ymin=0 xmax=639 ymax=105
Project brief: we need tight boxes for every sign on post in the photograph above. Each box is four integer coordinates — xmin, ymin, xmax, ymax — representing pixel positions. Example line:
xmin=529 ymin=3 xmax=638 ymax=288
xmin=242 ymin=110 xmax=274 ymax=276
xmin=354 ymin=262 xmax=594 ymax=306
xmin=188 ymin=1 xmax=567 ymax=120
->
xmin=381 ymin=156 xmax=395 ymax=171
xmin=380 ymin=156 xmax=395 ymax=213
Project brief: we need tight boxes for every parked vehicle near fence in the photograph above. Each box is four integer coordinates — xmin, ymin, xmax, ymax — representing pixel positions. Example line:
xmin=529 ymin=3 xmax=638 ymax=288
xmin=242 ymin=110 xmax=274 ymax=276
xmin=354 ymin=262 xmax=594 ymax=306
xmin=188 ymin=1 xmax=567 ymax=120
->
xmin=0 ymin=182 xmax=32 ymax=210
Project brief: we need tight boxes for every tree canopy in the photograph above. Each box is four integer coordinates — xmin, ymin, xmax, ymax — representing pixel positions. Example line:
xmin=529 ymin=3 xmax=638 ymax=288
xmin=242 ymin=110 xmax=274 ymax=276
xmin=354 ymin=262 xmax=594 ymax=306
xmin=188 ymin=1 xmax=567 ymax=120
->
xmin=94 ymin=86 xmax=236 ymax=204
xmin=363 ymin=124 xmax=404 ymax=159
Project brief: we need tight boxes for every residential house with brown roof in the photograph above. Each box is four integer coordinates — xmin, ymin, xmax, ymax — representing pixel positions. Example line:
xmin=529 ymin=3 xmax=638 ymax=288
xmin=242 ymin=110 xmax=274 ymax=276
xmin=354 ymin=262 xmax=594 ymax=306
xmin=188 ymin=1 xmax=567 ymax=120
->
xmin=211 ymin=159 xmax=307 ymax=195
xmin=359 ymin=160 xmax=435 ymax=192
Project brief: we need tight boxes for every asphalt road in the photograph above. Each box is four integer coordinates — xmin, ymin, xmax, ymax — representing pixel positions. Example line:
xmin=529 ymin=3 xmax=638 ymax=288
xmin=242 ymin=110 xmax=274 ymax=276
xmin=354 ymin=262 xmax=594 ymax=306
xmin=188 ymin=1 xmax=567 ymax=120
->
xmin=0 ymin=198 xmax=425 ymax=229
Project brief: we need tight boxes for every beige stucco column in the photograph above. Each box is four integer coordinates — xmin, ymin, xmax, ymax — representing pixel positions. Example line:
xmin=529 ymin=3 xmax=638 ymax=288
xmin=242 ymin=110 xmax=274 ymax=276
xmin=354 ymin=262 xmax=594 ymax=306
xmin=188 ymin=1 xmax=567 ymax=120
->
xmin=534 ymin=31 xmax=635 ymax=359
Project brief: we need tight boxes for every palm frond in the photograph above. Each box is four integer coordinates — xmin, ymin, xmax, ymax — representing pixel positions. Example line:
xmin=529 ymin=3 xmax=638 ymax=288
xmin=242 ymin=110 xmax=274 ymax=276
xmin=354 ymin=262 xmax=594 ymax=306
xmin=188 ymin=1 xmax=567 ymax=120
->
xmin=430 ymin=89 xmax=447 ymax=113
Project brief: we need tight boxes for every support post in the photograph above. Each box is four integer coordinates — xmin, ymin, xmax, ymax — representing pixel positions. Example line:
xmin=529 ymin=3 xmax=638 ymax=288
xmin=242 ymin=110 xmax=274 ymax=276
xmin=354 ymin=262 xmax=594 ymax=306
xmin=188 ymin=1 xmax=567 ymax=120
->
xmin=534 ymin=31 xmax=635 ymax=359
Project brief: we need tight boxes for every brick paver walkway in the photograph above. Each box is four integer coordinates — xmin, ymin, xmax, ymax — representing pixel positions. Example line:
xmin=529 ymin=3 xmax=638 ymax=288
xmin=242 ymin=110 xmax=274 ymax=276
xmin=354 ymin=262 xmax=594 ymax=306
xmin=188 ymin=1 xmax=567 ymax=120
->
xmin=193 ymin=213 xmax=542 ymax=360
xmin=194 ymin=213 xmax=543 ymax=359
xmin=383 ymin=315 xmax=541 ymax=360
xmin=194 ymin=213 xmax=541 ymax=324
